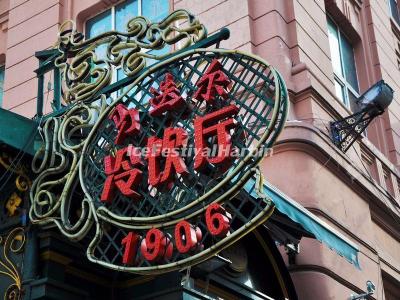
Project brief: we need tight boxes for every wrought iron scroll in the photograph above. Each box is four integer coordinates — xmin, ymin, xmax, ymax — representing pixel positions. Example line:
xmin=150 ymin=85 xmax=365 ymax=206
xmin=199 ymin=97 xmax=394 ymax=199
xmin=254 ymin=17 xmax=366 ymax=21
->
xmin=30 ymin=10 xmax=206 ymax=239
xmin=54 ymin=9 xmax=207 ymax=103
xmin=0 ymin=228 xmax=25 ymax=300
xmin=29 ymin=10 xmax=289 ymax=275
xmin=29 ymin=100 xmax=107 ymax=240
xmin=0 ymin=152 xmax=31 ymax=223
xmin=0 ymin=151 xmax=30 ymax=299
xmin=330 ymin=108 xmax=374 ymax=152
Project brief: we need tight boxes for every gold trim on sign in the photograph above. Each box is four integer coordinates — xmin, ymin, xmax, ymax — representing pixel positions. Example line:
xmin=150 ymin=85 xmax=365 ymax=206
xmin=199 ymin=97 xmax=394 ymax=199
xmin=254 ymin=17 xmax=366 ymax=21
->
xmin=0 ymin=228 xmax=25 ymax=300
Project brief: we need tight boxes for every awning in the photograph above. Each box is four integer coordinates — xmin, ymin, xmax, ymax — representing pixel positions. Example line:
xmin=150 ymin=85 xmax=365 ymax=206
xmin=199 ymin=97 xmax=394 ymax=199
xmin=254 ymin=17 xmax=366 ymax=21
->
xmin=0 ymin=108 xmax=38 ymax=156
xmin=243 ymin=177 xmax=361 ymax=269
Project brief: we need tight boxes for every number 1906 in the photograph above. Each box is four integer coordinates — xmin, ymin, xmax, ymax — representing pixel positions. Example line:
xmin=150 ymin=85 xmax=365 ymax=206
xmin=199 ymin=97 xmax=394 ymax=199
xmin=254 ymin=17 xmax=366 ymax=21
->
xmin=121 ymin=203 xmax=231 ymax=265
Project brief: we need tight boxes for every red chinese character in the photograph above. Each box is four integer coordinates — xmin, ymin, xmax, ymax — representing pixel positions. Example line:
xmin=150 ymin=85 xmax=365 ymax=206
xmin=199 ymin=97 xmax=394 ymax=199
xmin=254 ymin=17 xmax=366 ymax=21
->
xmin=147 ymin=127 xmax=188 ymax=187
xmin=101 ymin=145 xmax=143 ymax=203
xmin=193 ymin=59 xmax=231 ymax=104
xmin=194 ymin=105 xmax=239 ymax=170
xmin=149 ymin=73 xmax=185 ymax=116
xmin=109 ymin=104 xmax=140 ymax=145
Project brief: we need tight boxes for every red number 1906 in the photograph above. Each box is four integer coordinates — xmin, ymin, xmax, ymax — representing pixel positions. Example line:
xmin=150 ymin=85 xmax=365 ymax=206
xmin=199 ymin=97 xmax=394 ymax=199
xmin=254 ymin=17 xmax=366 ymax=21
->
xmin=121 ymin=203 xmax=230 ymax=265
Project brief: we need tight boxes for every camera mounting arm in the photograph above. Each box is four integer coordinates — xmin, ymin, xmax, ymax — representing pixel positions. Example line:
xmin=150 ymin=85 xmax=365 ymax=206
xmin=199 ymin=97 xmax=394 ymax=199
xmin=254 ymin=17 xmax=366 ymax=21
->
xmin=330 ymin=80 xmax=393 ymax=153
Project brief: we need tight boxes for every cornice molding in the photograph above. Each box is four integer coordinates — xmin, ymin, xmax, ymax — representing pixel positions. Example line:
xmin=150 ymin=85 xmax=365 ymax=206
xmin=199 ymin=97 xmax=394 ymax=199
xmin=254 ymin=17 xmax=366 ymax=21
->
xmin=100 ymin=0 xmax=120 ymax=5
xmin=325 ymin=0 xmax=362 ymax=41
xmin=288 ymin=264 xmax=371 ymax=297
xmin=292 ymin=87 xmax=400 ymax=177
xmin=0 ymin=12 xmax=8 ymax=32
xmin=305 ymin=207 xmax=378 ymax=256
xmin=290 ymin=76 xmax=353 ymax=122
xmin=272 ymin=123 xmax=400 ymax=233
xmin=370 ymin=210 xmax=400 ymax=243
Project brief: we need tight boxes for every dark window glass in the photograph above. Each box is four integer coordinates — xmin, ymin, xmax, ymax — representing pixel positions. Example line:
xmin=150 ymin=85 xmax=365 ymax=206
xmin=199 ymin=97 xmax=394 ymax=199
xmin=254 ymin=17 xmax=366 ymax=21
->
xmin=0 ymin=65 xmax=4 ymax=107
xmin=327 ymin=16 xmax=359 ymax=109
xmin=341 ymin=35 xmax=359 ymax=92
xmin=390 ymin=0 xmax=400 ymax=25
xmin=348 ymin=91 xmax=359 ymax=112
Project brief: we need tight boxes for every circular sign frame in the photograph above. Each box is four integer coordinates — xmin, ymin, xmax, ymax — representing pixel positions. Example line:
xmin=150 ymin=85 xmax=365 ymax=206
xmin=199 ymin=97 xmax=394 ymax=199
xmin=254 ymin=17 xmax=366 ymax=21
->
xmin=76 ymin=48 xmax=288 ymax=274
xmin=29 ymin=11 xmax=289 ymax=275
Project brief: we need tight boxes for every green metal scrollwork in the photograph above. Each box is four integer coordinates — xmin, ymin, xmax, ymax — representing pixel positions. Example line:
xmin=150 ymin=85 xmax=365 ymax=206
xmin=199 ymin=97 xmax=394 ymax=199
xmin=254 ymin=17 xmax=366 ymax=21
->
xmin=30 ymin=99 xmax=107 ymax=240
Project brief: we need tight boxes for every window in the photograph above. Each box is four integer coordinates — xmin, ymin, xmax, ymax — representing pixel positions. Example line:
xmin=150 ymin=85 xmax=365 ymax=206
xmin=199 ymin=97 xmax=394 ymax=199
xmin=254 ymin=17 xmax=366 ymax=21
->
xmin=383 ymin=167 xmax=395 ymax=196
xmin=383 ymin=272 xmax=400 ymax=300
xmin=327 ymin=17 xmax=360 ymax=110
xmin=396 ymin=40 xmax=400 ymax=70
xmin=85 ymin=0 xmax=169 ymax=65
xmin=389 ymin=0 xmax=400 ymax=26
xmin=360 ymin=145 xmax=379 ymax=182
xmin=391 ymin=8 xmax=400 ymax=70
xmin=0 ymin=65 xmax=4 ymax=107
xmin=85 ymin=0 xmax=169 ymax=99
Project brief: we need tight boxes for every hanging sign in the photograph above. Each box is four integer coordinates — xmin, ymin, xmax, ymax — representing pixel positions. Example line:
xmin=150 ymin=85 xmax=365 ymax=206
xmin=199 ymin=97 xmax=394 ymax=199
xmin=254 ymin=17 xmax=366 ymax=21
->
xmin=30 ymin=10 xmax=288 ymax=274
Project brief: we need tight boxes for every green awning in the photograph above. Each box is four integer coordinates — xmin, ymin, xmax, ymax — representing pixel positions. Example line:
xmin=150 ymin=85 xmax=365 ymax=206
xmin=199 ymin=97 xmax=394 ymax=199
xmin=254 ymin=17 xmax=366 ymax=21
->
xmin=0 ymin=108 xmax=38 ymax=156
xmin=244 ymin=177 xmax=361 ymax=269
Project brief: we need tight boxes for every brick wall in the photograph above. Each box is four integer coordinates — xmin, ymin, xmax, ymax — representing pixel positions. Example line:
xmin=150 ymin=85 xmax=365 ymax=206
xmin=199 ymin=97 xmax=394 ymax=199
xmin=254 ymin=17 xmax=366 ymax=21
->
xmin=1 ymin=0 xmax=63 ymax=117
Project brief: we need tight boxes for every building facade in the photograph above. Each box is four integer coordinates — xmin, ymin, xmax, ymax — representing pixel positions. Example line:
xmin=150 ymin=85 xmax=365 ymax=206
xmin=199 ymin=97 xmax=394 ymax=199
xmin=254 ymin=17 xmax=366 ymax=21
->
xmin=0 ymin=0 xmax=399 ymax=299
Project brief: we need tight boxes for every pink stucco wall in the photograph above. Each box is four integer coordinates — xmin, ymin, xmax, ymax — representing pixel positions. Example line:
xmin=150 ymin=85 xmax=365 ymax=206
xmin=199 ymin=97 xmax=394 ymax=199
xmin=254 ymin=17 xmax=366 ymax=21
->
xmin=0 ymin=0 xmax=399 ymax=299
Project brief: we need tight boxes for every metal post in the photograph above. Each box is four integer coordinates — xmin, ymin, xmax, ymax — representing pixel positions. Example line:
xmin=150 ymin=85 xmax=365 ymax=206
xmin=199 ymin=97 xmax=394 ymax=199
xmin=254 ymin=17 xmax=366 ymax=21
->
xmin=37 ymin=75 xmax=44 ymax=118
xmin=53 ymin=68 xmax=61 ymax=111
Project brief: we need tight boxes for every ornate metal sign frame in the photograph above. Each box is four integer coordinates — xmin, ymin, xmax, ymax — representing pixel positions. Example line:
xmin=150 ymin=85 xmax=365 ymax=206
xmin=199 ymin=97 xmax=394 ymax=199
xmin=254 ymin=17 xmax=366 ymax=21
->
xmin=29 ymin=10 xmax=289 ymax=275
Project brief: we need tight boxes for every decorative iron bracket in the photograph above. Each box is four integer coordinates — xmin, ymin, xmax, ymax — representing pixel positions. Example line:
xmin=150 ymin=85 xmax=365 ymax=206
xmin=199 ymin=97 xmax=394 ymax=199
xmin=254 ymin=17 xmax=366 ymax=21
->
xmin=330 ymin=107 xmax=375 ymax=152
xmin=330 ymin=80 xmax=393 ymax=152
xmin=349 ymin=280 xmax=375 ymax=300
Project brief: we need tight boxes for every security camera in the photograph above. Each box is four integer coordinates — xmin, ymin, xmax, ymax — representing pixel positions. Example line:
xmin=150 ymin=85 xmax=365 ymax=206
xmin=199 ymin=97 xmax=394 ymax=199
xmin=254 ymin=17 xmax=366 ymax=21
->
xmin=357 ymin=80 xmax=393 ymax=117
xmin=330 ymin=80 xmax=394 ymax=152
xmin=349 ymin=280 xmax=376 ymax=300
xmin=366 ymin=280 xmax=375 ymax=294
